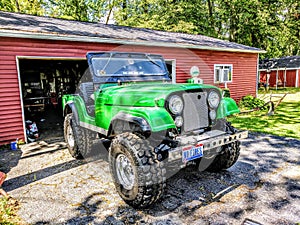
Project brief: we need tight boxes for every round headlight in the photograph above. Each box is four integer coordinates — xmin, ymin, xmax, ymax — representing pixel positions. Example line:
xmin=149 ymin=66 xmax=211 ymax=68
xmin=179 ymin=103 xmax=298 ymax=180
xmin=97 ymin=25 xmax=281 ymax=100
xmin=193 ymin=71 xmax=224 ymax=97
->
xmin=208 ymin=91 xmax=220 ymax=108
xmin=169 ymin=95 xmax=183 ymax=114
xmin=209 ymin=110 xmax=217 ymax=120
xmin=174 ymin=116 xmax=184 ymax=127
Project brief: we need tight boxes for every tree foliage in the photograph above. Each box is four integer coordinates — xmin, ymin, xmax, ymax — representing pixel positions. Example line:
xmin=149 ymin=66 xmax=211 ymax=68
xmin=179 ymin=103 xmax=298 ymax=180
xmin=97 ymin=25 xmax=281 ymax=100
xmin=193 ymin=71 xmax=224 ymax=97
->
xmin=0 ymin=0 xmax=45 ymax=15
xmin=112 ymin=0 xmax=299 ymax=58
xmin=0 ymin=0 xmax=299 ymax=58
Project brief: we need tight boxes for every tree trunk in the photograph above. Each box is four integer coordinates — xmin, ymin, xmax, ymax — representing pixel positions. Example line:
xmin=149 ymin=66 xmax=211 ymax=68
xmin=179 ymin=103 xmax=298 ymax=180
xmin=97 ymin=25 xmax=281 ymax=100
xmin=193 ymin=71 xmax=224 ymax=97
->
xmin=207 ymin=0 xmax=216 ymax=36
xmin=122 ymin=0 xmax=127 ymax=20
xmin=106 ymin=1 xmax=114 ymax=24
xmin=15 ymin=0 xmax=20 ymax=12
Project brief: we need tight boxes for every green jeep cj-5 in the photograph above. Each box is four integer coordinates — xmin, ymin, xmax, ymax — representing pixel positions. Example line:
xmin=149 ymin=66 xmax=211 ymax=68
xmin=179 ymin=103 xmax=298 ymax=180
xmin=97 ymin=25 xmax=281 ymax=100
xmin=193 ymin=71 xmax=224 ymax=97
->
xmin=62 ymin=52 xmax=248 ymax=208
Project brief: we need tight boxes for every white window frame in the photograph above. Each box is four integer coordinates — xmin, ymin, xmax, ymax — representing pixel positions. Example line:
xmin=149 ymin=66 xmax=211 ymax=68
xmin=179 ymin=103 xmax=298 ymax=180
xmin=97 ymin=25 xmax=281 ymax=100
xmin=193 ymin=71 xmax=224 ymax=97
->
xmin=165 ymin=59 xmax=176 ymax=83
xmin=214 ymin=64 xmax=233 ymax=83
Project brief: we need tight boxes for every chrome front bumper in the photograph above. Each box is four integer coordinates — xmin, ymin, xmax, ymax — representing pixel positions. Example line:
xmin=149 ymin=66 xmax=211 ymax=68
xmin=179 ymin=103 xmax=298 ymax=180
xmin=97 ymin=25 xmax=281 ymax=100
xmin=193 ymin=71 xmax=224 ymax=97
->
xmin=168 ymin=130 xmax=248 ymax=162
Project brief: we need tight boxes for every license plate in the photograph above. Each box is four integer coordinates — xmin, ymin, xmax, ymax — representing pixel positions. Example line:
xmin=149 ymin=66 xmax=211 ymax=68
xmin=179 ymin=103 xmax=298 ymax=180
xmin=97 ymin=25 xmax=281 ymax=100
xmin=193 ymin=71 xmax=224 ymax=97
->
xmin=182 ymin=143 xmax=203 ymax=163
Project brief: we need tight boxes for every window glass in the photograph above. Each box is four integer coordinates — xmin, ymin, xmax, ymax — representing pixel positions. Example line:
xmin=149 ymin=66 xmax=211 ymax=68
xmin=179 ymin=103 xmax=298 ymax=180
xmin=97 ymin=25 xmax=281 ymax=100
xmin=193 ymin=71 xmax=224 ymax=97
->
xmin=214 ymin=65 xmax=233 ymax=83
xmin=91 ymin=58 xmax=167 ymax=76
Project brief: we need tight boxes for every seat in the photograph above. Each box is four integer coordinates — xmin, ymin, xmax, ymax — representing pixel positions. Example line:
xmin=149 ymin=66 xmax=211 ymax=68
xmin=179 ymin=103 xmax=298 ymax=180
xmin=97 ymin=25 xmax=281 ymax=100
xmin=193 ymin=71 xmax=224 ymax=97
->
xmin=78 ymin=82 xmax=95 ymax=116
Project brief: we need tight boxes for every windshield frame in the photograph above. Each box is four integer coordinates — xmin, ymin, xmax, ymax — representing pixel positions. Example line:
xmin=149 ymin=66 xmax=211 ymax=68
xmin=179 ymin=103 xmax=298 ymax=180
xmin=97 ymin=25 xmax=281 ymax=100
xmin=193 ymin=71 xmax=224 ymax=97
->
xmin=86 ymin=52 xmax=171 ymax=83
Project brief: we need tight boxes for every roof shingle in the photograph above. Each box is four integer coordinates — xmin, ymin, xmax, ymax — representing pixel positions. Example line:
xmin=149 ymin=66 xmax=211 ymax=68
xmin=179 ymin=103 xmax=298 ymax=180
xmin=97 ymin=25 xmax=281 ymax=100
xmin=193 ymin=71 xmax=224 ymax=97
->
xmin=0 ymin=11 xmax=264 ymax=53
xmin=259 ymin=56 xmax=300 ymax=70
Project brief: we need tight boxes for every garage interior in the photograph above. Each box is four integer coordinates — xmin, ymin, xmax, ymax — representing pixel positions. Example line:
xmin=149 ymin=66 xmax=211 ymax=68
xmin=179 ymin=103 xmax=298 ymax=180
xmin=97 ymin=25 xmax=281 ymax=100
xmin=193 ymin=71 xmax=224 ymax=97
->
xmin=19 ymin=58 xmax=88 ymax=142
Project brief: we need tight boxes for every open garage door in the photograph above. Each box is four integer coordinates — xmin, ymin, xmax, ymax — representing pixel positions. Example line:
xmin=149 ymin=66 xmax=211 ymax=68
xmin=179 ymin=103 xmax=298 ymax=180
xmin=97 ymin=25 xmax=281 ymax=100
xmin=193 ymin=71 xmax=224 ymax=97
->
xmin=18 ymin=57 xmax=88 ymax=142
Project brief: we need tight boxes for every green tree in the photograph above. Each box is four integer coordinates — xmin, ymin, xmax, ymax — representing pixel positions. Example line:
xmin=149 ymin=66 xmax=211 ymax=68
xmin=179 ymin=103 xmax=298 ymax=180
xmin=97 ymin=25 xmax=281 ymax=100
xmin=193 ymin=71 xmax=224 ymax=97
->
xmin=0 ymin=0 xmax=45 ymax=15
xmin=0 ymin=0 xmax=18 ymax=12
xmin=45 ymin=0 xmax=89 ymax=21
xmin=113 ymin=0 xmax=299 ymax=58
xmin=113 ymin=0 xmax=198 ymax=33
xmin=44 ymin=0 xmax=107 ymax=22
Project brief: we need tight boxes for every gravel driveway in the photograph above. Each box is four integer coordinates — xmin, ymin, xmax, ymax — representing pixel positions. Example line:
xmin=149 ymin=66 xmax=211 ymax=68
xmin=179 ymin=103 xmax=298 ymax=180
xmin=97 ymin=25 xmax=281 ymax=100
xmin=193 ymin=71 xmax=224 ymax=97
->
xmin=1 ymin=133 xmax=300 ymax=225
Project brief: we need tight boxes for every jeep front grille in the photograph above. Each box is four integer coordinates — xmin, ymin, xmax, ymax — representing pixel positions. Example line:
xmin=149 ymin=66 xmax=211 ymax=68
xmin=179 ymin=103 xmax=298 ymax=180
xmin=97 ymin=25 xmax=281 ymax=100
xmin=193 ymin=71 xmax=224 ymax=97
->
xmin=182 ymin=92 xmax=209 ymax=132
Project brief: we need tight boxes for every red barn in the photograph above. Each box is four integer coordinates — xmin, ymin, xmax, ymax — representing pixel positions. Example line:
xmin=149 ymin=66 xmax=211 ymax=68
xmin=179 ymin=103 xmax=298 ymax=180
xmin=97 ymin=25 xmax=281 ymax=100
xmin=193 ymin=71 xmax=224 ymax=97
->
xmin=259 ymin=56 xmax=300 ymax=88
xmin=0 ymin=11 xmax=264 ymax=145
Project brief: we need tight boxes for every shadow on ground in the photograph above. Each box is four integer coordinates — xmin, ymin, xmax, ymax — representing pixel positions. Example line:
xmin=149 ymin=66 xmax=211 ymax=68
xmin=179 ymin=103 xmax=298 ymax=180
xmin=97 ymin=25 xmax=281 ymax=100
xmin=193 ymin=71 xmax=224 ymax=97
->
xmin=4 ymin=133 xmax=300 ymax=225
xmin=29 ymin=144 xmax=259 ymax=224
xmin=0 ymin=149 xmax=22 ymax=175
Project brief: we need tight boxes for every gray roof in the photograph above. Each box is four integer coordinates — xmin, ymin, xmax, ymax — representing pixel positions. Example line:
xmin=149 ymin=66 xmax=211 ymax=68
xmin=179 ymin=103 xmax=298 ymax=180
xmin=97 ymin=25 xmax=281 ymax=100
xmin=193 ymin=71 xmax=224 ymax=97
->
xmin=0 ymin=11 xmax=264 ymax=53
xmin=259 ymin=56 xmax=300 ymax=70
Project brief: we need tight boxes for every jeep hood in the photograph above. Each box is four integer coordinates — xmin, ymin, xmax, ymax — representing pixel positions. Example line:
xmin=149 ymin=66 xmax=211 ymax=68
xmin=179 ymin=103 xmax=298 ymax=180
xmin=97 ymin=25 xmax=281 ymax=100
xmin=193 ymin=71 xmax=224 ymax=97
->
xmin=99 ymin=83 xmax=219 ymax=107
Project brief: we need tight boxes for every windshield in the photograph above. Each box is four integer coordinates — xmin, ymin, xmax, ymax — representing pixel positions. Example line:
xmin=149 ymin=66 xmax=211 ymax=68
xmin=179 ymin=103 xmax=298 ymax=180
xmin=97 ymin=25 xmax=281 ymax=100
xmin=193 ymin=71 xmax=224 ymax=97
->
xmin=91 ymin=56 xmax=168 ymax=77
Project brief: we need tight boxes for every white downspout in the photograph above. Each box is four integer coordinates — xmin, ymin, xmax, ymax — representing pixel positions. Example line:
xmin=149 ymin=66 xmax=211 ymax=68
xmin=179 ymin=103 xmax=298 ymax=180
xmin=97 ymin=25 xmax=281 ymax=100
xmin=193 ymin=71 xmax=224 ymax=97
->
xmin=276 ymin=68 xmax=279 ymax=90
xmin=256 ymin=54 xmax=260 ymax=98
xmin=284 ymin=68 xmax=286 ymax=88
xmin=296 ymin=69 xmax=299 ymax=88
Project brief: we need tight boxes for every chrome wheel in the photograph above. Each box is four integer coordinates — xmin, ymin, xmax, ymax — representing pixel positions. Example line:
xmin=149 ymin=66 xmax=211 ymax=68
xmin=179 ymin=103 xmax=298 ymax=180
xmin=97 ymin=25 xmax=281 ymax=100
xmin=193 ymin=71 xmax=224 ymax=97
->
xmin=66 ymin=124 xmax=75 ymax=148
xmin=109 ymin=133 xmax=167 ymax=208
xmin=115 ymin=154 xmax=135 ymax=190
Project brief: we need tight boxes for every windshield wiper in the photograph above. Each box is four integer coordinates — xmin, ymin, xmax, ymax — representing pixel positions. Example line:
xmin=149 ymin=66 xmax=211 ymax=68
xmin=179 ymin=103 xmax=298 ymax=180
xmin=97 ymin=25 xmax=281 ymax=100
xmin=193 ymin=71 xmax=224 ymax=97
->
xmin=146 ymin=54 xmax=163 ymax=69
xmin=101 ymin=52 xmax=114 ymax=72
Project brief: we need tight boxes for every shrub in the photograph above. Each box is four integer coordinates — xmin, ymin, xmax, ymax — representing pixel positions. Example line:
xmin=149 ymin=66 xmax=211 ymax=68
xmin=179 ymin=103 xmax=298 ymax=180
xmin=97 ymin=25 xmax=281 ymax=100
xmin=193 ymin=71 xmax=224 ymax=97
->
xmin=239 ymin=95 xmax=268 ymax=110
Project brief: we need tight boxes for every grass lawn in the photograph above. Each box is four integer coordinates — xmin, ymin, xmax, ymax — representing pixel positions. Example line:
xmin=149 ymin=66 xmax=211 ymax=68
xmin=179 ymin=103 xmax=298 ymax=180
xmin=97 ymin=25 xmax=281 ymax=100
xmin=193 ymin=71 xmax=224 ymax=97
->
xmin=0 ymin=197 xmax=22 ymax=225
xmin=228 ymin=91 xmax=300 ymax=139
xmin=258 ymin=87 xmax=300 ymax=94
xmin=1 ymin=161 xmax=21 ymax=225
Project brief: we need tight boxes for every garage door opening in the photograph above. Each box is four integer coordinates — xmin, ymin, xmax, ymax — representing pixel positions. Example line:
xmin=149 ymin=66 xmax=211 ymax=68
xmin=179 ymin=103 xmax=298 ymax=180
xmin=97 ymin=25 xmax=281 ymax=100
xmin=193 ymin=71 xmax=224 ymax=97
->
xmin=18 ymin=58 xmax=88 ymax=142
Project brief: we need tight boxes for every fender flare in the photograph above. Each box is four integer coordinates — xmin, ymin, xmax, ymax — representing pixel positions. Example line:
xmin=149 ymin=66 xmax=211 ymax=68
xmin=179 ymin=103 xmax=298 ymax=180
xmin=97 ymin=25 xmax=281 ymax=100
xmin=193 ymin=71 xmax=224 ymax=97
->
xmin=217 ymin=97 xmax=240 ymax=118
xmin=64 ymin=102 xmax=79 ymax=125
xmin=110 ymin=112 xmax=151 ymax=134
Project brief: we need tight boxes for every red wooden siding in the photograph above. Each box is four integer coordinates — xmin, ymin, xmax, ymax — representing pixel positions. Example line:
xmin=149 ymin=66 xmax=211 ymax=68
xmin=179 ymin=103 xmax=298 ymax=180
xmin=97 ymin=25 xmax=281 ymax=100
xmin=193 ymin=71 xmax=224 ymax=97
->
xmin=193 ymin=50 xmax=258 ymax=101
xmin=0 ymin=37 xmax=258 ymax=145
xmin=298 ymin=69 xmax=300 ymax=87
xmin=286 ymin=70 xmax=297 ymax=87
xmin=0 ymin=58 xmax=24 ymax=144
xmin=260 ymin=70 xmax=297 ymax=87
xmin=115 ymin=45 xmax=258 ymax=101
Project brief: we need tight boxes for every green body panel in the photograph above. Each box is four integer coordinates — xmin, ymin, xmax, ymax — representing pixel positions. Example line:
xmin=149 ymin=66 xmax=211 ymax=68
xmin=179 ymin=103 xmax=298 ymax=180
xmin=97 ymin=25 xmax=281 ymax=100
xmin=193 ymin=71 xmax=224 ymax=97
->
xmin=62 ymin=95 xmax=74 ymax=109
xmin=62 ymin=95 xmax=96 ymax=126
xmin=217 ymin=97 xmax=240 ymax=118
xmin=94 ymin=83 xmax=218 ymax=132
xmin=98 ymin=83 xmax=219 ymax=107
xmin=96 ymin=105 xmax=175 ymax=132
xmin=63 ymin=82 xmax=240 ymax=134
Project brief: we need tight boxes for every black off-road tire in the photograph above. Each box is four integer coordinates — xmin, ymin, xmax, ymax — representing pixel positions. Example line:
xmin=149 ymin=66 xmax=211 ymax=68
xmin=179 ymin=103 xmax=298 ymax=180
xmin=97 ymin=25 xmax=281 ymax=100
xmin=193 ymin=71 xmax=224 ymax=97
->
xmin=203 ymin=119 xmax=241 ymax=172
xmin=205 ymin=141 xmax=240 ymax=172
xmin=109 ymin=132 xmax=166 ymax=208
xmin=64 ymin=113 xmax=93 ymax=159
xmin=195 ymin=119 xmax=240 ymax=172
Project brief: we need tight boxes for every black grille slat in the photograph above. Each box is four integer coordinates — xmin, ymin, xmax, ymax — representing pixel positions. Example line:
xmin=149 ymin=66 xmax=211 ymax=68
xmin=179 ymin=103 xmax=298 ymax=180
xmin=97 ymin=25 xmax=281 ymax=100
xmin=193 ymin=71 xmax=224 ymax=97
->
xmin=182 ymin=92 xmax=208 ymax=132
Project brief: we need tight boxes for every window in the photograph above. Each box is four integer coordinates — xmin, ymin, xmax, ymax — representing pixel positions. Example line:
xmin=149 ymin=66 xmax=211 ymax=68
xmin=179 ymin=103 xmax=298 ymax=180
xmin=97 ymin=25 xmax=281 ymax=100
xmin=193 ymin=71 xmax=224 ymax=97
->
xmin=91 ymin=57 xmax=167 ymax=76
xmin=165 ymin=59 xmax=176 ymax=83
xmin=214 ymin=64 xmax=233 ymax=83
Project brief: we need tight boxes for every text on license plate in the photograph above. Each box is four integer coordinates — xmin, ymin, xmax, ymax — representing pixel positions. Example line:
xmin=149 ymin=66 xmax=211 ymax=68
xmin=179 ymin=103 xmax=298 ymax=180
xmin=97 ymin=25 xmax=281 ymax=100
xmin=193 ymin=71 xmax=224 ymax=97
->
xmin=182 ymin=143 xmax=203 ymax=163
